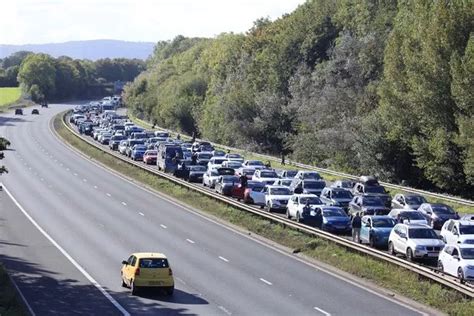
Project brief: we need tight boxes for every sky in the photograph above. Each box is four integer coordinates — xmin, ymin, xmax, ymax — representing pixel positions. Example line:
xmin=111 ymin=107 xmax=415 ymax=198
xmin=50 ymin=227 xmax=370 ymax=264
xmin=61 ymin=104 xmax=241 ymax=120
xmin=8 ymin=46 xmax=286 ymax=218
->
xmin=1 ymin=0 xmax=306 ymax=45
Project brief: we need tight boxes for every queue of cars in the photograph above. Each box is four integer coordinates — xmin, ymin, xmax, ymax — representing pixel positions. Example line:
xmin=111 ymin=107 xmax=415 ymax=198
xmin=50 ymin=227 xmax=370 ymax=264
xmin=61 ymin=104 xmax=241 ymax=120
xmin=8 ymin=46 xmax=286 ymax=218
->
xmin=72 ymin=102 xmax=474 ymax=284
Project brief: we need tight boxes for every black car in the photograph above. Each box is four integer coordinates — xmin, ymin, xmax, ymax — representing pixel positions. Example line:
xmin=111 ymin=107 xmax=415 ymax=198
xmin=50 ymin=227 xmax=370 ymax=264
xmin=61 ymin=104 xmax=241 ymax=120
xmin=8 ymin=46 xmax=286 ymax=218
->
xmin=348 ymin=195 xmax=391 ymax=217
xmin=14 ymin=108 xmax=23 ymax=115
xmin=185 ymin=165 xmax=207 ymax=183
xmin=31 ymin=109 xmax=40 ymax=115
xmin=41 ymin=102 xmax=48 ymax=108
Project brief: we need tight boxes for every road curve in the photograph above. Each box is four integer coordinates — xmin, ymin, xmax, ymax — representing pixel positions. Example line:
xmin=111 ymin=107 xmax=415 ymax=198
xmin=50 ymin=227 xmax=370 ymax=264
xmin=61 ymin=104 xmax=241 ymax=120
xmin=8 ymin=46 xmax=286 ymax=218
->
xmin=0 ymin=104 xmax=426 ymax=315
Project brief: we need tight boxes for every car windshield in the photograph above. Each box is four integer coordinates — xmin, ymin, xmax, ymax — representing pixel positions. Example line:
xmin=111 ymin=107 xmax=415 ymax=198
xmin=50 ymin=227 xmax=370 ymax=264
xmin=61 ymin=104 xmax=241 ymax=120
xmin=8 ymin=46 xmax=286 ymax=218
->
xmin=300 ymin=197 xmax=322 ymax=205
xmin=260 ymin=171 xmax=278 ymax=178
xmin=213 ymin=151 xmax=225 ymax=156
xmin=210 ymin=170 xmax=219 ymax=176
xmin=135 ymin=146 xmax=147 ymax=150
xmin=401 ymin=211 xmax=425 ymax=220
xmin=269 ymin=188 xmax=291 ymax=195
xmin=212 ymin=159 xmax=226 ymax=164
xmin=227 ymin=154 xmax=242 ymax=158
xmin=112 ymin=135 xmax=126 ymax=140
xmin=145 ymin=151 xmax=157 ymax=155
xmin=249 ymin=161 xmax=264 ymax=166
xmin=405 ymin=196 xmax=427 ymax=204
xmin=189 ymin=166 xmax=206 ymax=171
xmin=460 ymin=225 xmax=474 ymax=235
xmin=285 ymin=171 xmax=298 ymax=177
xmin=304 ymin=182 xmax=325 ymax=189
xmin=333 ymin=190 xmax=352 ymax=198
xmin=460 ymin=248 xmax=474 ymax=259
xmin=280 ymin=180 xmax=292 ymax=186
xmin=340 ymin=181 xmax=353 ymax=188
xmin=198 ymin=153 xmax=212 ymax=159
xmin=323 ymin=209 xmax=346 ymax=217
xmin=222 ymin=176 xmax=239 ymax=183
xmin=243 ymin=169 xmax=255 ymax=175
xmin=365 ymin=186 xmax=386 ymax=194
xmin=372 ymin=218 xmax=396 ymax=228
xmin=303 ymin=172 xmax=320 ymax=179
xmin=166 ymin=147 xmax=182 ymax=158
xmin=408 ymin=228 xmax=438 ymax=239
xmin=432 ymin=205 xmax=455 ymax=215
xmin=139 ymin=258 xmax=169 ymax=268
xmin=227 ymin=162 xmax=242 ymax=168
xmin=364 ymin=197 xmax=384 ymax=206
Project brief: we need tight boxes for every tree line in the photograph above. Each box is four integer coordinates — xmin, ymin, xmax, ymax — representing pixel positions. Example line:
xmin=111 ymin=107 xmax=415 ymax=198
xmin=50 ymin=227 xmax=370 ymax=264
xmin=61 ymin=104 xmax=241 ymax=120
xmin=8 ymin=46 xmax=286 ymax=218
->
xmin=0 ymin=52 xmax=145 ymax=101
xmin=123 ymin=0 xmax=473 ymax=197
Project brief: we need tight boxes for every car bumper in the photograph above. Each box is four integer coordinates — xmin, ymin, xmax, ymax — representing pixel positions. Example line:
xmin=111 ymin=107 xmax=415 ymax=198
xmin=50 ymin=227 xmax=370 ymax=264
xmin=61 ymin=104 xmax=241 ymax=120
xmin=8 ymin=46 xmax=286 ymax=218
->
xmin=133 ymin=278 xmax=174 ymax=288
xmin=322 ymin=224 xmax=351 ymax=234
xmin=413 ymin=250 xmax=441 ymax=258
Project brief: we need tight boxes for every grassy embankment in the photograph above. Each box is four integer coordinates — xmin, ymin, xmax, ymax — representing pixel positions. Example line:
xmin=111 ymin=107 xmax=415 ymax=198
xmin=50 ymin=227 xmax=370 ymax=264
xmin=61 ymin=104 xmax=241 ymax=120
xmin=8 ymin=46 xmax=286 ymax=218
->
xmin=56 ymin=112 xmax=473 ymax=315
xmin=0 ymin=87 xmax=22 ymax=111
xmin=0 ymin=264 xmax=27 ymax=315
xmin=129 ymin=114 xmax=473 ymax=214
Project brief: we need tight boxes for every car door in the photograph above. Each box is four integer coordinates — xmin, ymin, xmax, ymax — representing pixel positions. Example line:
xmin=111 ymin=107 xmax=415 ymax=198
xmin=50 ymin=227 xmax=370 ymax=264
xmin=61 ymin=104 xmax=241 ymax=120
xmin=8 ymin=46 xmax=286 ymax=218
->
xmin=393 ymin=226 xmax=405 ymax=253
xmin=360 ymin=217 xmax=369 ymax=243
xmin=124 ymin=255 xmax=136 ymax=284
xmin=451 ymin=225 xmax=460 ymax=244
xmin=288 ymin=196 xmax=297 ymax=217
xmin=447 ymin=247 xmax=460 ymax=276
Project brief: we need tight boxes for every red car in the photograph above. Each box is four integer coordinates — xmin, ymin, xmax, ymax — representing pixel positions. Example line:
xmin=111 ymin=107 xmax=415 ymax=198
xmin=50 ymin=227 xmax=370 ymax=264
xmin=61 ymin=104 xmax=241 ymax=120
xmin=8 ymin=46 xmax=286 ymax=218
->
xmin=231 ymin=181 xmax=265 ymax=203
xmin=143 ymin=150 xmax=158 ymax=165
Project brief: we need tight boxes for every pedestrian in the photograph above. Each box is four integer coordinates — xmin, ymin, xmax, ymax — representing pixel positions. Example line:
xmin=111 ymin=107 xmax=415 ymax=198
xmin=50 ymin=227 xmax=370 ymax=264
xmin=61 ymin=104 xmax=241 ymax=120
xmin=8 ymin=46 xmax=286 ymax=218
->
xmin=191 ymin=152 xmax=197 ymax=165
xmin=265 ymin=160 xmax=272 ymax=168
xmin=177 ymin=133 xmax=181 ymax=140
xmin=191 ymin=131 xmax=196 ymax=144
xmin=239 ymin=174 xmax=248 ymax=188
xmin=352 ymin=212 xmax=362 ymax=242
xmin=314 ymin=208 xmax=323 ymax=229
xmin=281 ymin=153 xmax=285 ymax=165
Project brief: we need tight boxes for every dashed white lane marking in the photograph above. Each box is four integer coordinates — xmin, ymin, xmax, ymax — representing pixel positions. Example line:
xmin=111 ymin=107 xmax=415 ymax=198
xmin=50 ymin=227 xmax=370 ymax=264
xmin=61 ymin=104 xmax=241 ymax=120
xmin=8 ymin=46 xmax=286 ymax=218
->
xmin=186 ymin=239 xmax=195 ymax=244
xmin=218 ymin=306 xmax=232 ymax=315
xmin=121 ymin=202 xmax=127 ymax=206
xmin=160 ymin=224 xmax=167 ymax=229
xmin=2 ymin=184 xmax=130 ymax=316
xmin=40 ymin=178 xmax=44 ymax=182
xmin=28 ymin=167 xmax=32 ymax=170
xmin=219 ymin=256 xmax=229 ymax=262
xmin=259 ymin=278 xmax=272 ymax=286
xmin=66 ymin=168 xmax=70 ymax=171
xmin=106 ymin=193 xmax=111 ymax=197
xmin=138 ymin=212 xmax=145 ymax=216
xmin=73 ymin=173 xmax=78 ymax=176
xmin=83 ymin=179 xmax=87 ymax=182
xmin=314 ymin=307 xmax=331 ymax=316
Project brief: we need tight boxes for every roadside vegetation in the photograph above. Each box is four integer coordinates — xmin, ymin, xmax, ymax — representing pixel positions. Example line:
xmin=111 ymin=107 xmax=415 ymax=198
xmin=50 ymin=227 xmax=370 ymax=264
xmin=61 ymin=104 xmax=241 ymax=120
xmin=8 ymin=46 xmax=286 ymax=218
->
xmin=0 ymin=87 xmax=21 ymax=110
xmin=124 ymin=1 xmax=474 ymax=199
xmin=55 ymin=112 xmax=474 ymax=315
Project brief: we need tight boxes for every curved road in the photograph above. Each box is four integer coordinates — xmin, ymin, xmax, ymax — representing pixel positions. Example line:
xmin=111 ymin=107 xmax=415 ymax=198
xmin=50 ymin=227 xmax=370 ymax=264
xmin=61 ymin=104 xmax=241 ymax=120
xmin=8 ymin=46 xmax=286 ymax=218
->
xmin=0 ymin=104 xmax=429 ymax=315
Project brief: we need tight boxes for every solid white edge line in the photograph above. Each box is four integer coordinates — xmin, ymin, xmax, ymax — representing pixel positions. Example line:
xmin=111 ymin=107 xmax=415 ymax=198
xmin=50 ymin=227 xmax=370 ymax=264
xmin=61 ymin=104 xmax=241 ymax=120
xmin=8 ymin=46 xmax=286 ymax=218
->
xmin=1 ymin=183 xmax=130 ymax=316
xmin=49 ymin=113 xmax=428 ymax=315
xmin=259 ymin=278 xmax=272 ymax=285
xmin=7 ymin=272 xmax=36 ymax=316
xmin=138 ymin=212 xmax=145 ymax=216
xmin=314 ymin=306 xmax=331 ymax=316
xmin=218 ymin=256 xmax=229 ymax=262
xmin=186 ymin=239 xmax=195 ymax=244
xmin=121 ymin=202 xmax=127 ymax=206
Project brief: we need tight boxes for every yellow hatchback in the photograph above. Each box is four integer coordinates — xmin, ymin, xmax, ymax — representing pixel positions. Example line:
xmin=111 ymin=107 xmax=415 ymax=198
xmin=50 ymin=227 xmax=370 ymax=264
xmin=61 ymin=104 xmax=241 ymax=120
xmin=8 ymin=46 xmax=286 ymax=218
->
xmin=121 ymin=252 xmax=174 ymax=295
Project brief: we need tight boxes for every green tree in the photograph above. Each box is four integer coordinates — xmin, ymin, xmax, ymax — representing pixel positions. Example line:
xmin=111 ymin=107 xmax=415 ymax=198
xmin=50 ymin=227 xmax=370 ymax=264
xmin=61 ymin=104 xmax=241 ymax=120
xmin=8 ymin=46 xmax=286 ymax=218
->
xmin=17 ymin=53 xmax=56 ymax=101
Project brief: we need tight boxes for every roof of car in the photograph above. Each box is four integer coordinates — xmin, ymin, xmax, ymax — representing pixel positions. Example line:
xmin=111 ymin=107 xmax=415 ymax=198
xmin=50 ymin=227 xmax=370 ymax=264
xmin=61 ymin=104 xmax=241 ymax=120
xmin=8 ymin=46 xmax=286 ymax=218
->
xmin=362 ymin=215 xmax=392 ymax=219
xmin=396 ymin=223 xmax=431 ymax=228
xmin=293 ymin=194 xmax=319 ymax=198
xmin=132 ymin=252 xmax=167 ymax=259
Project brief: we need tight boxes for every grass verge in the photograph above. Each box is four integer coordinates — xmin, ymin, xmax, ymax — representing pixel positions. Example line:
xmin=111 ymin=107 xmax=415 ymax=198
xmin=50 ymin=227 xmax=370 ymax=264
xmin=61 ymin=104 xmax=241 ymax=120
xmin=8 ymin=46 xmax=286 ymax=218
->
xmin=129 ymin=113 xmax=472 ymax=213
xmin=0 ymin=87 xmax=22 ymax=109
xmin=55 ymin=113 xmax=474 ymax=315
xmin=0 ymin=264 xmax=27 ymax=316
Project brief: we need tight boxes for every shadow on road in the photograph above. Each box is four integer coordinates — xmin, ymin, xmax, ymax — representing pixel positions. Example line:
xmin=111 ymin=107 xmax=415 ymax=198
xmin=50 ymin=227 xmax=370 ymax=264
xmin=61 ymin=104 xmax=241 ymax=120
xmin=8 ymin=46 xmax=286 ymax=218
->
xmin=0 ymin=116 xmax=31 ymax=127
xmin=0 ymin=252 xmax=209 ymax=315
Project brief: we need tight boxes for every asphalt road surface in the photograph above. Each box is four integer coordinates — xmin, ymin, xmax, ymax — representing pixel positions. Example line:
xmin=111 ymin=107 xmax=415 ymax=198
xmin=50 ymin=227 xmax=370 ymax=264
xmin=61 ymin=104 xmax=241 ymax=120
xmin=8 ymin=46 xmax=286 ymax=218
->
xmin=0 ymin=104 xmax=428 ymax=315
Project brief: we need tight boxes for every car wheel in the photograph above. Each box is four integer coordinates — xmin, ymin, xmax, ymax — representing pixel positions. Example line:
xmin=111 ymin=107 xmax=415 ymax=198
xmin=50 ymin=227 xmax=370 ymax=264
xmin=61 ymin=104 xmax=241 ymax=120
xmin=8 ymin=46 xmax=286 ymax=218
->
xmin=286 ymin=208 xmax=291 ymax=219
xmin=131 ymin=280 xmax=138 ymax=295
xmin=165 ymin=286 xmax=174 ymax=296
xmin=458 ymin=268 xmax=466 ymax=284
xmin=388 ymin=242 xmax=396 ymax=255
xmin=369 ymin=236 xmax=375 ymax=248
xmin=406 ymin=248 xmax=414 ymax=262
xmin=437 ymin=261 xmax=444 ymax=273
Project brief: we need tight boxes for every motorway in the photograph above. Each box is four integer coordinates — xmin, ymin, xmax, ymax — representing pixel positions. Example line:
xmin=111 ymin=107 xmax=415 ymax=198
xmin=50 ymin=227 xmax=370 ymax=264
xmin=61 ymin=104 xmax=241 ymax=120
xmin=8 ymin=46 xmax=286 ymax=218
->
xmin=0 ymin=104 xmax=429 ymax=315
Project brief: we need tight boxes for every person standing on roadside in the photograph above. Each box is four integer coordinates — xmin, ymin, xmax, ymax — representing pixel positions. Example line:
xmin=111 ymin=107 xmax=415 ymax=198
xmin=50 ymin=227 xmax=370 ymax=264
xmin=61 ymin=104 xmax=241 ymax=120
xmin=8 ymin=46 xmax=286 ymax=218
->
xmin=314 ymin=208 xmax=323 ymax=229
xmin=352 ymin=212 xmax=362 ymax=242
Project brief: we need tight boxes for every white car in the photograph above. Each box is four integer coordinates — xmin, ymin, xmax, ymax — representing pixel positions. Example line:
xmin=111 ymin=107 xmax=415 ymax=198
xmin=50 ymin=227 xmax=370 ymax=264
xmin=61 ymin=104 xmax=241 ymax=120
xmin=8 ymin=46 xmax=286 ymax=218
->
xmin=263 ymin=185 xmax=292 ymax=213
xmin=391 ymin=193 xmax=427 ymax=210
xmin=248 ymin=185 xmax=266 ymax=208
xmin=222 ymin=160 xmax=242 ymax=169
xmin=440 ymin=219 xmax=474 ymax=245
xmin=388 ymin=224 xmax=444 ymax=261
xmin=207 ymin=157 xmax=227 ymax=170
xmin=438 ymin=245 xmax=474 ymax=284
xmin=252 ymin=169 xmax=279 ymax=185
xmin=243 ymin=160 xmax=266 ymax=170
xmin=294 ymin=171 xmax=322 ymax=180
xmin=286 ymin=194 xmax=323 ymax=220
xmin=273 ymin=178 xmax=293 ymax=188
xmin=203 ymin=169 xmax=220 ymax=188
xmin=225 ymin=153 xmax=244 ymax=163
xmin=387 ymin=209 xmax=428 ymax=225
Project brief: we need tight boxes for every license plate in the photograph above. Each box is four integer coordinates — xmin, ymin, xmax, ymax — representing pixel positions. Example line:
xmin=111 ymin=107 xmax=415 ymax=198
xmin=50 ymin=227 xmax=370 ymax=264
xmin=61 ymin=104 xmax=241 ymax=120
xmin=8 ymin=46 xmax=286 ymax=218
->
xmin=335 ymin=226 xmax=345 ymax=229
xmin=149 ymin=281 xmax=163 ymax=285
xmin=428 ymin=252 xmax=439 ymax=257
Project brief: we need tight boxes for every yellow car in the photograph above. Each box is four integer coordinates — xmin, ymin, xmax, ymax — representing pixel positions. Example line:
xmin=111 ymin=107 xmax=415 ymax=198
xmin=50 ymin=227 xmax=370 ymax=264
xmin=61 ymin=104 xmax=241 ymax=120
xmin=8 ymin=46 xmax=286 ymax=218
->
xmin=121 ymin=252 xmax=174 ymax=295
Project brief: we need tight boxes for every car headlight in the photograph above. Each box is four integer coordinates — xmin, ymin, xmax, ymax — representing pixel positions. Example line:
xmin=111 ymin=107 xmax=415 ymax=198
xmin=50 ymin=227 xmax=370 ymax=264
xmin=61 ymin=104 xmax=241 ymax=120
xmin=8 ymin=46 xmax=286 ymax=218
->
xmin=415 ymin=245 xmax=425 ymax=250
xmin=271 ymin=200 xmax=280 ymax=205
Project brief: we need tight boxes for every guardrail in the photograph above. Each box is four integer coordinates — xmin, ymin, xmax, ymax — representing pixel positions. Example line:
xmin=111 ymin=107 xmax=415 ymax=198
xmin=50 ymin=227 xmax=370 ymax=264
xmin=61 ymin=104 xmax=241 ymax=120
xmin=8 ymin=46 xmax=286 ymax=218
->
xmin=61 ymin=112 xmax=474 ymax=298
xmin=131 ymin=115 xmax=474 ymax=207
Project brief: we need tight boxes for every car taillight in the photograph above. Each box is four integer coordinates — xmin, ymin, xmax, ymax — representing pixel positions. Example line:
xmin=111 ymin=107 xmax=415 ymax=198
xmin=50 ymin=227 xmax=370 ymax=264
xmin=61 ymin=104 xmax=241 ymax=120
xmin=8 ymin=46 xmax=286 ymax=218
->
xmin=169 ymin=268 xmax=173 ymax=276
xmin=135 ymin=268 xmax=140 ymax=276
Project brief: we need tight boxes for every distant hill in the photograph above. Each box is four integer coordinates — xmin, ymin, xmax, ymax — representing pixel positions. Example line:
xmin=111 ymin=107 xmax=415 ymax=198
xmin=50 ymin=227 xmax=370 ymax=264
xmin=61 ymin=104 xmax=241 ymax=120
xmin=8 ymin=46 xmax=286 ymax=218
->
xmin=0 ymin=39 xmax=155 ymax=60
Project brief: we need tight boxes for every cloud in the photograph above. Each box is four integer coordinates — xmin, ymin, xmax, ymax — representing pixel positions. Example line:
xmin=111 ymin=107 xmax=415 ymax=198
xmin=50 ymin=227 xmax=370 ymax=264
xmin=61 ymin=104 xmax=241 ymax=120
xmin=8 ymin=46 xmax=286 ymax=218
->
xmin=0 ymin=0 xmax=305 ymax=44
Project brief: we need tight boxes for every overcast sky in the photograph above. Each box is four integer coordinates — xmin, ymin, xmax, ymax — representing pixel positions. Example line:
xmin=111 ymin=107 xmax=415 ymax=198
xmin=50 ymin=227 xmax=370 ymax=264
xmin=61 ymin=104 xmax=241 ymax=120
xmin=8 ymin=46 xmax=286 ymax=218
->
xmin=1 ymin=0 xmax=306 ymax=45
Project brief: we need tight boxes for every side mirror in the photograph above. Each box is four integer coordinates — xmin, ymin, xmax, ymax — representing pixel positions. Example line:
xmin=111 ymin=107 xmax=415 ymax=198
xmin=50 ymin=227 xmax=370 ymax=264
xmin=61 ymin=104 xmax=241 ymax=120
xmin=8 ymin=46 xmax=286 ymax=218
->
xmin=121 ymin=260 xmax=128 ymax=265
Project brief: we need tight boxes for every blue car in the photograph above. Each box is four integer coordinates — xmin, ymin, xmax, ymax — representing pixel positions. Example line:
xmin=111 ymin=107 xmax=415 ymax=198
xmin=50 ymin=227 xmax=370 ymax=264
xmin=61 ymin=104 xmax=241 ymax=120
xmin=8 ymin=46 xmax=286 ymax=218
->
xmin=318 ymin=206 xmax=352 ymax=234
xmin=130 ymin=145 xmax=147 ymax=161
xmin=360 ymin=215 xmax=396 ymax=248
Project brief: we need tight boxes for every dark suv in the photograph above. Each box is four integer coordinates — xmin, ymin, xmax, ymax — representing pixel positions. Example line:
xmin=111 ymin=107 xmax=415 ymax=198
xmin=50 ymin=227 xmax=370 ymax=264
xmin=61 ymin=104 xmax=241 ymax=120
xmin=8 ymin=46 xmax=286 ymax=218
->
xmin=14 ymin=108 xmax=23 ymax=115
xmin=352 ymin=176 xmax=391 ymax=207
